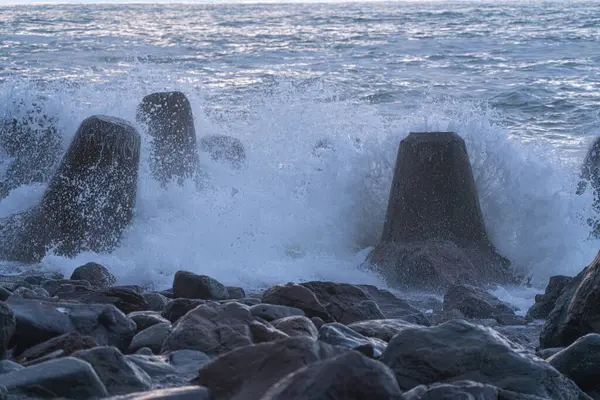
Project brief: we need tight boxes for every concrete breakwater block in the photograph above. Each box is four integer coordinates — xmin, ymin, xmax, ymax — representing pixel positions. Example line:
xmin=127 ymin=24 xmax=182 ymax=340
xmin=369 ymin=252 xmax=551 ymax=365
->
xmin=0 ymin=115 xmax=141 ymax=262
xmin=366 ymin=132 xmax=516 ymax=291
xmin=137 ymin=91 xmax=199 ymax=185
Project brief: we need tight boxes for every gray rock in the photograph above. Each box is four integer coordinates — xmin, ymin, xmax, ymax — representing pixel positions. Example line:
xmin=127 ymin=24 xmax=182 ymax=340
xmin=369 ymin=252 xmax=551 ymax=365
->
xmin=301 ymin=281 xmax=378 ymax=324
xmin=0 ymin=287 xmax=11 ymax=302
xmin=357 ymin=284 xmax=431 ymax=326
xmin=348 ymin=319 xmax=420 ymax=342
xmin=537 ymin=347 xmax=564 ymax=359
xmin=226 ymin=286 xmax=246 ymax=300
xmin=172 ymin=271 xmax=228 ymax=300
xmin=128 ymin=311 xmax=170 ymax=332
xmin=318 ymin=323 xmax=387 ymax=358
xmin=271 ymin=316 xmax=318 ymax=339
xmin=162 ymin=302 xmax=254 ymax=356
xmin=401 ymin=380 xmax=501 ymax=400
xmin=16 ymin=331 xmax=98 ymax=364
xmin=548 ymin=333 xmax=600 ymax=398
xmin=162 ymin=298 xmax=207 ymax=323
xmin=540 ymin=257 xmax=600 ymax=349
xmin=135 ymin=347 xmax=154 ymax=356
xmin=260 ymin=351 xmax=402 ymax=400
xmin=310 ymin=317 xmax=324 ymax=329
xmin=70 ymin=262 xmax=116 ymax=289
xmin=443 ymin=284 xmax=518 ymax=325
xmin=125 ymin=354 xmax=179 ymax=385
xmin=128 ymin=322 xmax=171 ymax=354
xmin=0 ymin=356 xmax=108 ymax=398
xmin=250 ymin=304 xmax=305 ymax=322
xmin=143 ymin=293 xmax=169 ymax=312
xmin=527 ymin=275 xmax=572 ymax=320
xmin=262 ymin=284 xmax=330 ymax=321
xmin=41 ymin=279 xmax=92 ymax=296
xmin=249 ymin=320 xmax=289 ymax=343
xmin=105 ymin=386 xmax=211 ymax=400
xmin=381 ymin=319 xmax=586 ymax=399
xmin=0 ymin=360 xmax=23 ymax=374
xmin=33 ymin=287 xmax=50 ymax=297
xmin=195 ymin=336 xmax=346 ymax=400
xmin=0 ymin=302 xmax=15 ymax=359
xmin=56 ymin=286 xmax=149 ymax=315
xmin=7 ymin=297 xmax=136 ymax=354
xmin=73 ymin=346 xmax=151 ymax=396
xmin=167 ymin=349 xmax=211 ymax=376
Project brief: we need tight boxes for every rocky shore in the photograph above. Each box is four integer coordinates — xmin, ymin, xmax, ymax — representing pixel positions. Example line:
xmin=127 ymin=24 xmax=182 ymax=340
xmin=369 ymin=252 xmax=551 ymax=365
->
xmin=0 ymin=258 xmax=599 ymax=400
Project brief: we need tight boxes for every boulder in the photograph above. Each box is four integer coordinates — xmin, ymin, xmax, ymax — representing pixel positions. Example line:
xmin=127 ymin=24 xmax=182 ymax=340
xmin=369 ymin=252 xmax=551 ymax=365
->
xmin=0 ymin=287 xmax=11 ymax=302
xmin=540 ymin=253 xmax=600 ymax=349
xmin=0 ymin=357 xmax=108 ymax=398
xmin=41 ymin=278 xmax=92 ymax=296
xmin=70 ymin=262 xmax=116 ymax=288
xmin=366 ymin=132 xmax=516 ymax=291
xmin=225 ymin=286 xmax=246 ymax=300
xmin=381 ymin=319 xmax=586 ymax=399
xmin=262 ymin=284 xmax=330 ymax=321
xmin=128 ymin=322 xmax=171 ymax=354
xmin=16 ymin=331 xmax=98 ymax=364
xmin=6 ymin=297 xmax=136 ymax=354
xmin=125 ymin=354 xmax=177 ymax=379
xmin=137 ymin=91 xmax=199 ymax=185
xmin=1 ymin=115 xmax=141 ymax=263
xmin=194 ymin=336 xmax=346 ymax=400
xmin=0 ymin=359 xmax=23 ymax=374
xmin=172 ymin=271 xmax=228 ymax=300
xmin=548 ymin=333 xmax=600 ymax=399
xmin=250 ymin=303 xmax=305 ymax=322
xmin=347 ymin=319 xmax=421 ymax=342
xmin=318 ymin=323 xmax=387 ymax=358
xmin=527 ymin=275 xmax=573 ymax=320
xmin=0 ymin=302 xmax=16 ymax=359
xmin=102 ymin=386 xmax=211 ymax=400
xmin=162 ymin=298 xmax=208 ymax=323
xmin=162 ymin=302 xmax=254 ymax=356
xmin=73 ymin=346 xmax=151 ymax=396
xmin=443 ymin=284 xmax=516 ymax=322
xmin=143 ymin=293 xmax=169 ymax=312
xmin=249 ymin=320 xmax=290 ymax=343
xmin=199 ymin=134 xmax=246 ymax=169
xmin=271 ymin=316 xmax=318 ymax=339
xmin=357 ymin=284 xmax=430 ymax=325
xmin=128 ymin=311 xmax=171 ymax=332
xmin=56 ymin=286 xmax=149 ymax=314
xmin=167 ymin=349 xmax=212 ymax=376
xmin=402 ymin=381 xmax=503 ymax=400
xmin=260 ymin=351 xmax=402 ymax=399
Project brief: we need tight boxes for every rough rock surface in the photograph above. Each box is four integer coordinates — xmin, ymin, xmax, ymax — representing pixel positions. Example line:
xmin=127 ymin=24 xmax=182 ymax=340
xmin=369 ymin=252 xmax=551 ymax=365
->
xmin=262 ymin=284 xmax=331 ymax=321
xmin=70 ymin=262 xmax=116 ymax=289
xmin=172 ymin=271 xmax=229 ymax=301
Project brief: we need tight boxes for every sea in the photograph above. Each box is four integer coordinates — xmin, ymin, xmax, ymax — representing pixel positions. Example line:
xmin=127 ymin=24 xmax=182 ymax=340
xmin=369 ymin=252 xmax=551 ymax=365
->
xmin=0 ymin=0 xmax=599 ymax=313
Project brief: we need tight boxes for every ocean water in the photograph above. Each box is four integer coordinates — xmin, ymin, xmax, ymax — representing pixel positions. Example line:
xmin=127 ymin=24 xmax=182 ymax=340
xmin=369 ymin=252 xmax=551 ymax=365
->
xmin=1 ymin=1 xmax=599 ymax=313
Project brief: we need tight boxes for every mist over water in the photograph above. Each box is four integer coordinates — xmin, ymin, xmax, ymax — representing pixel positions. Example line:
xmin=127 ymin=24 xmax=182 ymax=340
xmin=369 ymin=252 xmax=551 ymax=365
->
xmin=1 ymin=1 xmax=600 ymax=312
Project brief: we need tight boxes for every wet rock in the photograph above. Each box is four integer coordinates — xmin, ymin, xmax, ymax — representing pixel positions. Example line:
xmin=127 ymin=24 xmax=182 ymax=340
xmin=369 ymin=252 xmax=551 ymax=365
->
xmin=162 ymin=302 xmax=254 ymax=356
xmin=137 ymin=91 xmax=199 ymax=185
xmin=0 ymin=356 xmax=108 ymax=398
xmin=56 ymin=286 xmax=149 ymax=314
xmin=548 ymin=333 xmax=600 ymax=398
xmin=73 ymin=346 xmax=151 ymax=396
xmin=250 ymin=303 xmax=305 ymax=321
xmin=199 ymin=134 xmax=246 ymax=169
xmin=125 ymin=353 xmax=177 ymax=379
xmin=103 ymin=386 xmax=211 ymax=400
xmin=318 ymin=323 xmax=387 ymax=358
xmin=16 ymin=331 xmax=98 ymax=364
xmin=271 ymin=316 xmax=318 ymax=339
xmin=162 ymin=298 xmax=207 ymax=323
xmin=0 ymin=359 xmax=23 ymax=374
xmin=357 ymin=284 xmax=430 ymax=325
xmin=129 ymin=311 xmax=170 ymax=332
xmin=231 ymin=297 xmax=260 ymax=306
xmin=6 ymin=297 xmax=136 ymax=354
xmin=527 ymin=275 xmax=572 ymax=320
xmin=366 ymin=132 xmax=516 ymax=291
xmin=310 ymin=317 xmax=324 ymax=329
xmin=70 ymin=262 xmax=116 ymax=289
xmin=262 ymin=284 xmax=330 ymax=321
xmin=347 ymin=318 xmax=419 ymax=342
xmin=402 ymin=381 xmax=501 ymax=400
xmin=2 ymin=115 xmax=141 ymax=263
xmin=0 ymin=302 xmax=16 ymax=359
xmin=41 ymin=279 xmax=92 ymax=296
xmin=143 ymin=293 xmax=169 ymax=312
xmin=195 ymin=336 xmax=346 ymax=400
xmin=249 ymin=320 xmax=290 ymax=343
xmin=226 ymin=286 xmax=246 ymax=300
xmin=540 ymin=253 xmax=600 ymax=349
xmin=443 ymin=284 xmax=516 ymax=323
xmin=300 ymin=281 xmax=387 ymax=324
xmin=381 ymin=319 xmax=585 ymax=398
xmin=261 ymin=351 xmax=402 ymax=400
xmin=172 ymin=271 xmax=229 ymax=300
xmin=167 ymin=349 xmax=212 ymax=376
xmin=128 ymin=322 xmax=171 ymax=354
xmin=0 ymin=287 xmax=11 ymax=302
xmin=537 ymin=347 xmax=564 ymax=359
